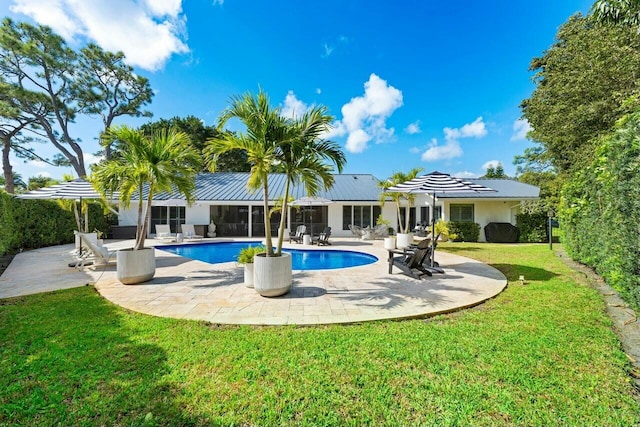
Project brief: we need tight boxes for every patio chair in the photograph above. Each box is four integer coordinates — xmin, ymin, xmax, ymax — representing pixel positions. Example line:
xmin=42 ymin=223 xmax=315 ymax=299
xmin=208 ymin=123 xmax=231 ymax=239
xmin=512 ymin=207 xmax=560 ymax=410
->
xmin=348 ymin=224 xmax=364 ymax=239
xmin=155 ymin=224 xmax=176 ymax=243
xmin=74 ymin=231 xmax=114 ymax=267
xmin=388 ymin=239 xmax=433 ymax=279
xmin=313 ymin=227 xmax=332 ymax=246
xmin=289 ymin=225 xmax=307 ymax=243
xmin=373 ymin=224 xmax=389 ymax=239
xmin=181 ymin=224 xmax=203 ymax=241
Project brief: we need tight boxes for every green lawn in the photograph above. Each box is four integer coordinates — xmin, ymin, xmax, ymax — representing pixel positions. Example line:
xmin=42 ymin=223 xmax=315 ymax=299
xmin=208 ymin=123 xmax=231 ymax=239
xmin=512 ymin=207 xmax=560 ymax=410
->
xmin=1 ymin=243 xmax=638 ymax=426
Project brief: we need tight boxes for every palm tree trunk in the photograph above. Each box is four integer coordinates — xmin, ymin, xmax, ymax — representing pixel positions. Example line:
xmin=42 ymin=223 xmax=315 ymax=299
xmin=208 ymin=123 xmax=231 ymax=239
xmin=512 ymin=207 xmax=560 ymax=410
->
xmin=262 ymin=173 xmax=274 ymax=256
xmin=404 ymin=202 xmax=411 ymax=233
xmin=137 ymin=189 xmax=153 ymax=250
xmin=396 ymin=202 xmax=403 ymax=233
xmin=135 ymin=185 xmax=145 ymax=250
xmin=276 ymin=179 xmax=290 ymax=255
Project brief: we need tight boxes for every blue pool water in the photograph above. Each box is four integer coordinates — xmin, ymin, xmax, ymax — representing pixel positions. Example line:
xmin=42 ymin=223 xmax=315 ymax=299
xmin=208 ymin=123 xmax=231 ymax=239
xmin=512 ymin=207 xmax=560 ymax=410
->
xmin=158 ymin=241 xmax=378 ymax=270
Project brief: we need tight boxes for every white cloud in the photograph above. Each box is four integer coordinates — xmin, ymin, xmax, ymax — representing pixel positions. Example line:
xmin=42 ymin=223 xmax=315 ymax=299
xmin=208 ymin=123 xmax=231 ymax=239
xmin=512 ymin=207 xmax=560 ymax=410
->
xmin=511 ymin=118 xmax=532 ymax=141
xmin=421 ymin=138 xmax=462 ymax=161
xmin=10 ymin=0 xmax=189 ymax=71
xmin=29 ymin=160 xmax=49 ymax=169
xmin=84 ymin=152 xmax=104 ymax=168
xmin=404 ymin=121 xmax=421 ymax=135
xmin=333 ymin=73 xmax=403 ymax=153
xmin=482 ymin=160 xmax=501 ymax=170
xmin=322 ymin=43 xmax=334 ymax=58
xmin=453 ymin=171 xmax=479 ymax=179
xmin=409 ymin=147 xmax=421 ymax=154
xmin=35 ymin=171 xmax=52 ymax=178
xmin=421 ymin=117 xmax=487 ymax=161
xmin=345 ymin=129 xmax=370 ymax=154
xmin=212 ymin=0 xmax=224 ymax=5
xmin=281 ymin=90 xmax=309 ymax=119
xmin=316 ymin=88 xmax=322 ymax=94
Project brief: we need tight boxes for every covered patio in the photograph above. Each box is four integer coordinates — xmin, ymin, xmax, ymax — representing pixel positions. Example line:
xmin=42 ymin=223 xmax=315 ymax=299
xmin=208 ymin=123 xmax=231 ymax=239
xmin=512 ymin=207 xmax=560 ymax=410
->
xmin=0 ymin=238 xmax=507 ymax=325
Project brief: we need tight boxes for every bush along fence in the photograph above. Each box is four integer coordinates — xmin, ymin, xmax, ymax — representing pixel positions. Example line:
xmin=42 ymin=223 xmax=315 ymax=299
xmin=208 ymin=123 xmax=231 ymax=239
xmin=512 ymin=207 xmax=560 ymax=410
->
xmin=560 ymin=110 xmax=640 ymax=310
xmin=449 ymin=221 xmax=481 ymax=242
xmin=516 ymin=212 xmax=549 ymax=243
xmin=0 ymin=192 xmax=110 ymax=256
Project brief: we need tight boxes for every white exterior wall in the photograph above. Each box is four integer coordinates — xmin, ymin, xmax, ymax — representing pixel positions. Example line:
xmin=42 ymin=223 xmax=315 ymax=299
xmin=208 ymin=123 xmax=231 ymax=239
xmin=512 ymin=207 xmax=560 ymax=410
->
xmin=118 ymin=202 xmax=141 ymax=226
xmin=186 ymin=204 xmax=210 ymax=225
xmin=442 ymin=199 xmax=522 ymax=242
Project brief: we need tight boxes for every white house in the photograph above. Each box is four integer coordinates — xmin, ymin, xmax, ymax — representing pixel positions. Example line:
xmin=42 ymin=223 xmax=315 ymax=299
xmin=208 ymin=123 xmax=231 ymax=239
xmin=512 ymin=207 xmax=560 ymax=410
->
xmin=114 ymin=172 xmax=539 ymax=242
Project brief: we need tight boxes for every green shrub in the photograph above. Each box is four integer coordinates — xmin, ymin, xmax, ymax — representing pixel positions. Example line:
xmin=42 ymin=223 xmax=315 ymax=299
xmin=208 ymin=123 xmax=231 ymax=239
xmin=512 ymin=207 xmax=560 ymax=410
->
xmin=560 ymin=109 xmax=640 ymax=310
xmin=516 ymin=212 xmax=549 ymax=243
xmin=0 ymin=192 xmax=110 ymax=255
xmin=449 ymin=221 xmax=480 ymax=242
xmin=237 ymin=245 xmax=266 ymax=264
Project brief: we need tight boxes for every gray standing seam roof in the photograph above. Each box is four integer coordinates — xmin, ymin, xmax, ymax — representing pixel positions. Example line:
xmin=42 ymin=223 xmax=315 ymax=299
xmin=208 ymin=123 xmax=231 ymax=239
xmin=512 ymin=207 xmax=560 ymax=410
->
xmin=148 ymin=174 xmax=539 ymax=202
xmin=437 ymin=179 xmax=540 ymax=199
xmin=152 ymin=173 xmax=384 ymax=202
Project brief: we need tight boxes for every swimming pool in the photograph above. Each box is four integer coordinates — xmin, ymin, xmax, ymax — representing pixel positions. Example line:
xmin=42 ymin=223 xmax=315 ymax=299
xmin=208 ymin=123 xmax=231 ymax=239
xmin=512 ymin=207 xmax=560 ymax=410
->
xmin=158 ymin=241 xmax=378 ymax=270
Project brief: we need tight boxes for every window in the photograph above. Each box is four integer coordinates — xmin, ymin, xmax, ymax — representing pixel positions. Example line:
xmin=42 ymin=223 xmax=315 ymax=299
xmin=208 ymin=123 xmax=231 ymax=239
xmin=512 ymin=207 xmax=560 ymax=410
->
xmin=420 ymin=206 xmax=430 ymax=225
xmin=151 ymin=206 xmax=184 ymax=233
xmin=210 ymin=205 xmax=249 ymax=236
xmin=342 ymin=205 xmax=381 ymax=230
xmin=398 ymin=207 xmax=416 ymax=231
xmin=450 ymin=204 xmax=474 ymax=222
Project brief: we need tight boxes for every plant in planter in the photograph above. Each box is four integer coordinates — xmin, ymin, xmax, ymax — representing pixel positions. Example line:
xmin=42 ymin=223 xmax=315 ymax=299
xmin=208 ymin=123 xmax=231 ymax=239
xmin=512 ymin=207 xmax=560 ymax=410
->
xmin=206 ymin=89 xmax=345 ymax=297
xmin=433 ymin=219 xmax=457 ymax=242
xmin=237 ymin=245 xmax=266 ymax=288
xmin=378 ymin=167 xmax=423 ymax=248
xmin=92 ymin=125 xmax=200 ymax=284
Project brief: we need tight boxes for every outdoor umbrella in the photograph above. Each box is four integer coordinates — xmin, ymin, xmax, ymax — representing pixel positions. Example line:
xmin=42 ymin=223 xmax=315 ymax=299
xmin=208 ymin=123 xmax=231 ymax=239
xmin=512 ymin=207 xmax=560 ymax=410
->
xmin=18 ymin=178 xmax=111 ymax=232
xmin=385 ymin=171 xmax=496 ymax=272
xmin=290 ymin=196 xmax=333 ymax=236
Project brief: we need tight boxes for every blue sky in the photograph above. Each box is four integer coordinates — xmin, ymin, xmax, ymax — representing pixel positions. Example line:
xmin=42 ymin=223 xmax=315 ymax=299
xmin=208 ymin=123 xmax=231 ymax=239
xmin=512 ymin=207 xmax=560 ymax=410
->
xmin=2 ymin=0 xmax=592 ymax=182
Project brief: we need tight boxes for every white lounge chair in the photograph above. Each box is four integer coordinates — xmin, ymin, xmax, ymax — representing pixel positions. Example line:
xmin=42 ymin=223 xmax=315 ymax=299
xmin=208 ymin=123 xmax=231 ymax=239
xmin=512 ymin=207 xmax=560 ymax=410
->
xmin=74 ymin=232 xmax=113 ymax=266
xmin=155 ymin=224 xmax=176 ymax=242
xmin=181 ymin=224 xmax=203 ymax=241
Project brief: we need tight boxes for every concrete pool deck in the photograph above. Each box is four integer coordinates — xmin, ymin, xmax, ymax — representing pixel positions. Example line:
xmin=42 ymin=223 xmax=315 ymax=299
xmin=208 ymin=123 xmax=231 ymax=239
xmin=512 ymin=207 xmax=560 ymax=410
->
xmin=0 ymin=238 xmax=507 ymax=325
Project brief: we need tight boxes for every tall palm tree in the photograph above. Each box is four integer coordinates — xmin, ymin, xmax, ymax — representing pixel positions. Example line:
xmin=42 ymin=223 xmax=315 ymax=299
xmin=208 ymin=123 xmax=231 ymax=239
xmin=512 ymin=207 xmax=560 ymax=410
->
xmin=205 ymin=90 xmax=287 ymax=257
xmin=93 ymin=125 xmax=201 ymax=250
xmin=274 ymin=105 xmax=346 ymax=254
xmin=206 ymin=91 xmax=345 ymax=257
xmin=379 ymin=167 xmax=424 ymax=233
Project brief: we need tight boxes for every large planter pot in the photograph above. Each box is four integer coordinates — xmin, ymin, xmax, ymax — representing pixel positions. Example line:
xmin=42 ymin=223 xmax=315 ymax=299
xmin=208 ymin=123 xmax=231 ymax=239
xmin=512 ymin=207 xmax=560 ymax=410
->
xmin=253 ymin=252 xmax=292 ymax=297
xmin=244 ymin=263 xmax=254 ymax=288
xmin=384 ymin=236 xmax=396 ymax=250
xmin=117 ymin=247 xmax=156 ymax=285
xmin=396 ymin=233 xmax=414 ymax=249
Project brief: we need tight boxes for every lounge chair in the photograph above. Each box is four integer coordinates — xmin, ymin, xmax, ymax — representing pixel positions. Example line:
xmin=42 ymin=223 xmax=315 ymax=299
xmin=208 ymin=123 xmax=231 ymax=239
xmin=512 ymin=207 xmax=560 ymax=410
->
xmin=289 ymin=225 xmax=307 ymax=243
xmin=388 ymin=238 xmax=433 ymax=279
xmin=74 ymin=232 xmax=113 ymax=266
xmin=181 ymin=224 xmax=203 ymax=241
xmin=313 ymin=227 xmax=332 ymax=246
xmin=155 ymin=224 xmax=176 ymax=242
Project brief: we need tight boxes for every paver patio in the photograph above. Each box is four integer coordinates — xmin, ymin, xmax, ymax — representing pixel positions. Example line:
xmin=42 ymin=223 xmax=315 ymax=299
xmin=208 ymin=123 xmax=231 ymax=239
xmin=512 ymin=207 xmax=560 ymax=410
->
xmin=0 ymin=238 xmax=507 ymax=325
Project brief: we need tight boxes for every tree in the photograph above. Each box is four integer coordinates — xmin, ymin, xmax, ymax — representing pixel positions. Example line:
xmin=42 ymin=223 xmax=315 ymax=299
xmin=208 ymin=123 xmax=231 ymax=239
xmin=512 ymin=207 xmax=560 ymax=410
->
xmin=206 ymin=90 xmax=345 ymax=257
xmin=482 ymin=163 xmax=508 ymax=178
xmin=0 ymin=19 xmax=154 ymax=177
xmin=379 ymin=167 xmax=424 ymax=233
xmin=521 ymin=14 xmax=639 ymax=173
xmin=27 ymin=175 xmax=58 ymax=190
xmin=75 ymin=44 xmax=153 ymax=160
xmin=92 ymin=126 xmax=201 ymax=250
xmin=139 ymin=116 xmax=251 ymax=172
xmin=590 ymin=0 xmax=640 ymax=28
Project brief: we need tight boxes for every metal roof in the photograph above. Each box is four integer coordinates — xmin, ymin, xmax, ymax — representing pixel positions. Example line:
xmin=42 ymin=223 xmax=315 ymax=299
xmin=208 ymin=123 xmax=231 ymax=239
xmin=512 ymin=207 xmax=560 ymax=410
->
xmin=437 ymin=179 xmax=540 ymax=199
xmin=151 ymin=173 xmax=384 ymax=202
xmin=146 ymin=173 xmax=539 ymax=202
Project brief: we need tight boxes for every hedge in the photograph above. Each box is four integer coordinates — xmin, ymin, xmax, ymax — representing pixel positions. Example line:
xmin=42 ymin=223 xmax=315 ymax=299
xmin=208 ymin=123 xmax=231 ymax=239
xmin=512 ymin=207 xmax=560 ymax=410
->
xmin=0 ymin=192 xmax=110 ymax=256
xmin=449 ymin=221 xmax=480 ymax=242
xmin=560 ymin=110 xmax=640 ymax=310
xmin=516 ymin=212 xmax=548 ymax=243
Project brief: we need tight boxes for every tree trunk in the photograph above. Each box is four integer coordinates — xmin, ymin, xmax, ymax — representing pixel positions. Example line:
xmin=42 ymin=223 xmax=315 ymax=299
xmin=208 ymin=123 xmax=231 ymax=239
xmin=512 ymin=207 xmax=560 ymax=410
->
xmin=276 ymin=179 xmax=290 ymax=255
xmin=2 ymin=137 xmax=14 ymax=194
xmin=263 ymin=174 xmax=274 ymax=256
